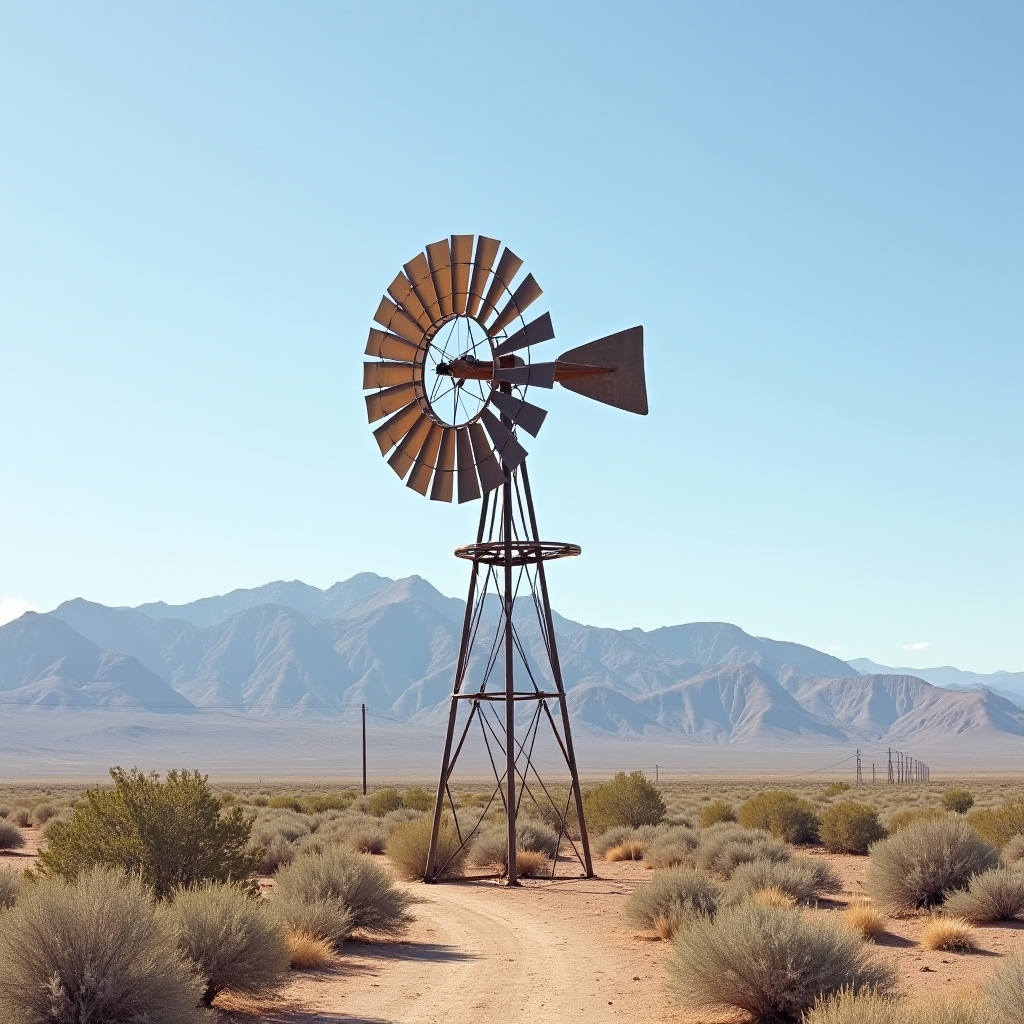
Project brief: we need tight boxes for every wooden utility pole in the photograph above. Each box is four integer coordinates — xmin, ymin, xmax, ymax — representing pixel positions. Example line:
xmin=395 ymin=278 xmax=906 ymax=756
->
xmin=361 ymin=703 xmax=367 ymax=796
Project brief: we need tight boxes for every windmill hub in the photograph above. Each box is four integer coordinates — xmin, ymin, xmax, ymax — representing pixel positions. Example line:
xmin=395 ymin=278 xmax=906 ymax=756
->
xmin=361 ymin=234 xmax=648 ymax=885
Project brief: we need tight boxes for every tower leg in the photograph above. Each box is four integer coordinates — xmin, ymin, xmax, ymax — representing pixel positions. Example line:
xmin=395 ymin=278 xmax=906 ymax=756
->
xmin=503 ymin=473 xmax=518 ymax=885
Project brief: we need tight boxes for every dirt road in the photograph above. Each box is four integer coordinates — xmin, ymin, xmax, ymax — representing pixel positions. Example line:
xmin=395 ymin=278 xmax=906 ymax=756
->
xmin=225 ymin=870 xmax=689 ymax=1024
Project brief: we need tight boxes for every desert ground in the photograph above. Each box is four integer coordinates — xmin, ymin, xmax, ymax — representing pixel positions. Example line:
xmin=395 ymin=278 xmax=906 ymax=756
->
xmin=2 ymin=776 xmax=1023 ymax=1022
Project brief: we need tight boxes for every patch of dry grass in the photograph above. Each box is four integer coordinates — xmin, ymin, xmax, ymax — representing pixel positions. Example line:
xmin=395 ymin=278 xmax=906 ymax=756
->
xmin=605 ymin=840 xmax=644 ymax=861
xmin=920 ymin=916 xmax=976 ymax=952
xmin=286 ymin=930 xmax=336 ymax=970
xmin=515 ymin=850 xmax=548 ymax=877
xmin=751 ymin=885 xmax=797 ymax=909
xmin=842 ymin=900 xmax=887 ymax=940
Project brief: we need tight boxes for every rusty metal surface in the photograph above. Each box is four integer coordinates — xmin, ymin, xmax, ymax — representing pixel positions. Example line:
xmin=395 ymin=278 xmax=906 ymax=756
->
xmin=557 ymin=325 xmax=648 ymax=415
xmin=365 ymin=328 xmax=422 ymax=362
xmin=488 ymin=273 xmax=543 ymax=337
xmin=487 ymin=390 xmax=547 ymax=438
xmin=372 ymin=401 xmax=422 ymax=455
xmin=430 ymin=426 xmax=456 ymax=502
xmin=480 ymin=247 xmax=523 ymax=324
xmin=454 ymin=540 xmax=581 ymax=565
xmin=467 ymin=235 xmax=500 ymax=319
xmin=455 ymin=426 xmax=482 ymax=504
xmin=492 ymin=311 xmax=555 ymax=357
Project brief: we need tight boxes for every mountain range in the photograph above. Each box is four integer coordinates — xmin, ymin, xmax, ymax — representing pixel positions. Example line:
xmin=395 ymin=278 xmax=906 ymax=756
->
xmin=1 ymin=575 xmax=1021 ymax=751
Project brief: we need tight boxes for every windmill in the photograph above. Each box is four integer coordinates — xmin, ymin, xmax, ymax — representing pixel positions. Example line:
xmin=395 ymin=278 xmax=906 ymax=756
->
xmin=362 ymin=234 xmax=647 ymax=883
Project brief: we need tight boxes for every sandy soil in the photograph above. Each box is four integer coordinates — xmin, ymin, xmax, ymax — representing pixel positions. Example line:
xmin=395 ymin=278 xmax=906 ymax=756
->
xmin=224 ymin=855 xmax=1024 ymax=1024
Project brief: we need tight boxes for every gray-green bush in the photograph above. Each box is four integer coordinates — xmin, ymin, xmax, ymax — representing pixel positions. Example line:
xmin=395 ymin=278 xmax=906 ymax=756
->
xmin=738 ymin=790 xmax=820 ymax=843
xmin=723 ymin=856 xmax=841 ymax=905
xmin=942 ymin=868 xmax=1024 ymax=923
xmin=162 ymin=883 xmax=290 ymax=1005
xmin=584 ymin=771 xmax=666 ymax=833
xmin=0 ymin=868 xmax=21 ymax=909
xmin=866 ymin=816 xmax=998 ymax=914
xmin=0 ymin=867 xmax=208 ymax=1024
xmin=694 ymin=826 xmax=790 ymax=877
xmin=0 ymin=820 xmax=25 ymax=851
xmin=274 ymin=848 xmax=412 ymax=938
xmin=667 ymin=902 xmax=895 ymax=1019
xmin=1002 ymin=834 xmax=1024 ymax=866
xmin=646 ymin=825 xmax=701 ymax=869
xmin=623 ymin=867 xmax=719 ymax=937
xmin=987 ymin=954 xmax=1024 ymax=1024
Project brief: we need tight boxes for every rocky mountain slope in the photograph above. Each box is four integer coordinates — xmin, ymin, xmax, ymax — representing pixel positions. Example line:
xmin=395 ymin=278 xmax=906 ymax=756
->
xmin=0 ymin=576 xmax=1018 ymax=747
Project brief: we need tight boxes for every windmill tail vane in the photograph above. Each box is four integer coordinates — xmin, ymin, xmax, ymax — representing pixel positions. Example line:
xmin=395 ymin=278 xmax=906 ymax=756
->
xmin=360 ymin=233 xmax=648 ymax=885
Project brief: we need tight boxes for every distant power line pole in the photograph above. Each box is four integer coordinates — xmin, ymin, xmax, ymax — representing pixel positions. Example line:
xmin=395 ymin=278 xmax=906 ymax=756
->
xmin=888 ymin=748 xmax=894 ymax=784
xmin=856 ymin=749 xmax=862 ymax=785
xmin=872 ymin=763 xmax=876 ymax=785
xmin=361 ymin=703 xmax=367 ymax=796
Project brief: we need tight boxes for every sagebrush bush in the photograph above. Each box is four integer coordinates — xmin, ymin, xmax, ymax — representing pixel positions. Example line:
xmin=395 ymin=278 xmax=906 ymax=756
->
xmin=842 ymin=900 xmax=887 ymax=940
xmin=468 ymin=820 xmax=558 ymax=869
xmin=387 ymin=815 xmax=466 ymax=881
xmin=0 ymin=867 xmax=208 ymax=1024
xmin=941 ymin=789 xmax=975 ymax=814
xmin=345 ymin=821 xmax=387 ymax=855
xmin=667 ymin=902 xmax=895 ymax=1019
xmin=367 ymin=788 xmax=404 ymax=817
xmin=515 ymin=819 xmax=559 ymax=857
xmin=920 ymin=915 xmax=975 ymax=951
xmin=592 ymin=825 xmax=637 ymax=857
xmin=39 ymin=767 xmax=260 ymax=899
xmin=866 ymin=816 xmax=998 ymax=914
xmin=723 ymin=856 xmax=841 ymax=905
xmin=942 ymin=868 xmax=1024 ymax=922
xmin=274 ymin=895 xmax=353 ymax=948
xmin=623 ymin=867 xmax=719 ymax=938
xmin=275 ymin=848 xmax=412 ymax=937
xmin=646 ymin=825 xmax=701 ymax=868
xmin=1002 ymin=834 xmax=1024 ymax=865
xmin=584 ymin=772 xmax=665 ymax=833
xmin=0 ymin=820 xmax=25 ymax=851
xmin=968 ymin=799 xmax=1024 ymax=849
xmin=162 ymin=883 xmax=290 ymax=1005
xmin=987 ymin=954 xmax=1024 ymax=1024
xmin=254 ymin=834 xmax=296 ymax=874
xmin=10 ymin=809 xmax=30 ymax=827
xmin=738 ymin=790 xmax=819 ymax=843
xmin=819 ymin=802 xmax=887 ymax=854
xmin=30 ymin=802 xmax=57 ymax=827
xmin=695 ymin=828 xmax=790 ymax=877
xmin=0 ymin=867 xmax=21 ymax=908
xmin=699 ymin=800 xmax=736 ymax=827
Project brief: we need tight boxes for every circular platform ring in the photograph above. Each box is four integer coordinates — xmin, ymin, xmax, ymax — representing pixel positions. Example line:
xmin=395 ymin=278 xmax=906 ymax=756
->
xmin=454 ymin=540 xmax=581 ymax=566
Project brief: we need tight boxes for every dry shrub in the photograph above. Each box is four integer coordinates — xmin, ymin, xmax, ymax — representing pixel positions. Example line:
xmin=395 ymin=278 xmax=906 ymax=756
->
xmin=943 ymin=868 xmax=1024 ymax=923
xmin=806 ymin=989 xmax=986 ymax=1024
xmin=515 ymin=819 xmax=559 ymax=857
xmin=30 ymin=803 xmax=57 ymax=827
xmin=968 ymin=799 xmax=1024 ymax=850
xmin=584 ymin=771 xmax=666 ymax=833
xmin=699 ymin=800 xmax=736 ymax=827
xmin=843 ymin=900 xmax=887 ymax=940
xmin=10 ymin=809 xmax=30 ymax=828
xmin=1001 ymin=834 xmax=1024 ymax=866
xmin=275 ymin=848 xmax=412 ymax=940
xmin=724 ymin=856 xmax=841 ymax=905
xmin=819 ymin=802 xmax=887 ymax=854
xmin=987 ymin=954 xmax=1024 ymax=1024
xmin=345 ymin=822 xmax=387 ymax=855
xmin=941 ymin=789 xmax=975 ymax=814
xmin=388 ymin=814 xmax=465 ymax=881
xmin=623 ymin=867 xmax=719 ymax=938
xmin=866 ymin=816 xmax=998 ymax=914
xmin=592 ymin=826 xmax=638 ymax=857
xmin=752 ymin=886 xmax=797 ymax=909
xmin=0 ymin=820 xmax=25 ymax=851
xmin=667 ymin=902 xmax=895 ymax=1019
xmin=606 ymin=840 xmax=644 ymax=861
xmin=253 ymin=834 xmax=296 ymax=875
xmin=515 ymin=851 xmax=547 ymax=877
xmin=0 ymin=866 xmax=208 ymax=1024
xmin=285 ymin=930 xmax=335 ymax=970
xmin=0 ymin=867 xmax=22 ymax=909
xmin=920 ymin=916 xmax=976 ymax=951
xmin=695 ymin=827 xmax=790 ymax=878
xmin=162 ymin=882 xmax=290 ymax=1005
xmin=822 ymin=783 xmax=852 ymax=799
xmin=737 ymin=790 xmax=819 ymax=843
xmin=367 ymin=788 xmax=404 ymax=818
xmin=646 ymin=825 xmax=700 ymax=868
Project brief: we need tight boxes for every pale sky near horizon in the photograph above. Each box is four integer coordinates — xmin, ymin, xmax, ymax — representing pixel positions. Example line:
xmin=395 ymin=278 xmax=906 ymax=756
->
xmin=1 ymin=3 xmax=1021 ymax=673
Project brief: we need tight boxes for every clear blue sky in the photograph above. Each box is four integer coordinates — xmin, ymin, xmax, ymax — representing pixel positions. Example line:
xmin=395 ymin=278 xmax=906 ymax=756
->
xmin=1 ymin=3 xmax=1020 ymax=673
